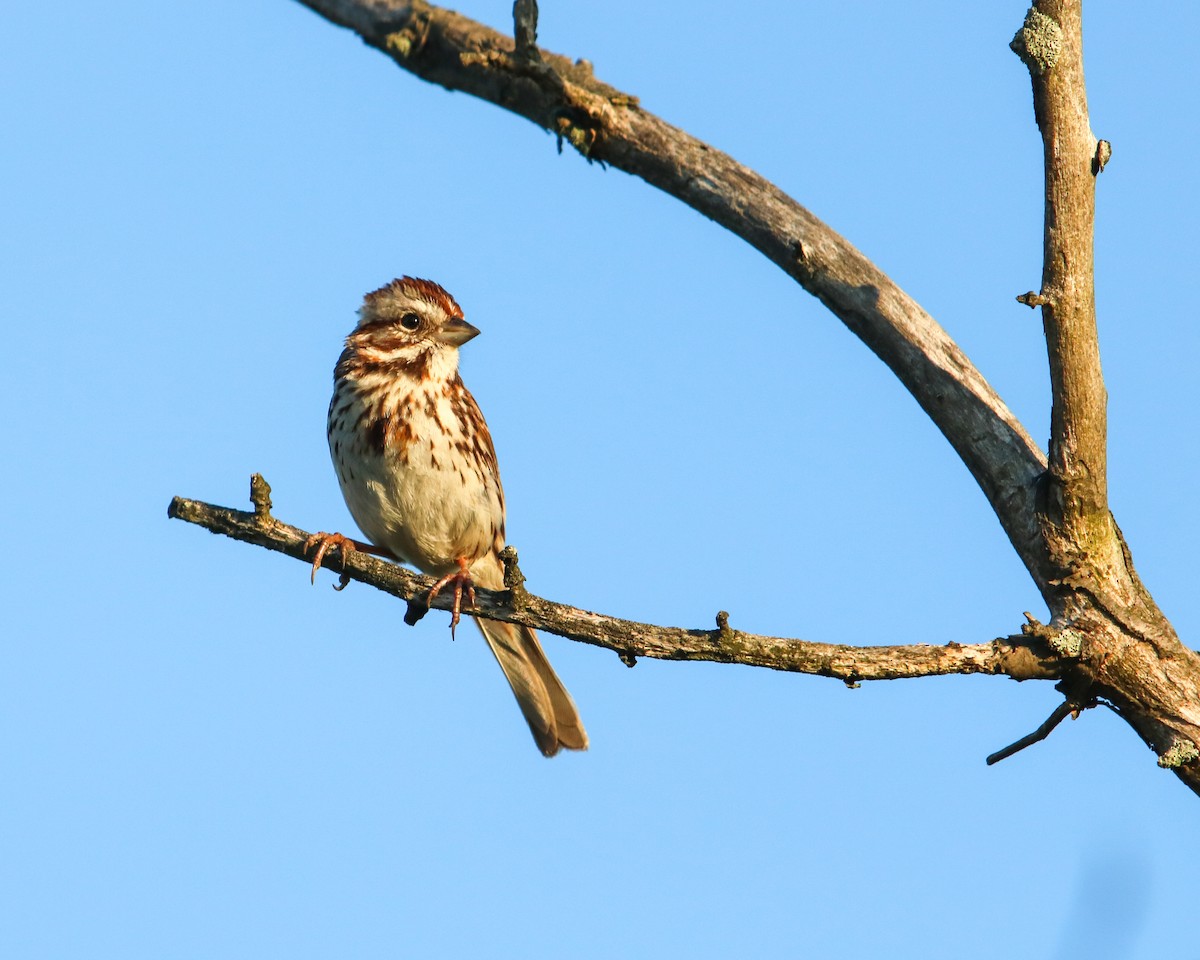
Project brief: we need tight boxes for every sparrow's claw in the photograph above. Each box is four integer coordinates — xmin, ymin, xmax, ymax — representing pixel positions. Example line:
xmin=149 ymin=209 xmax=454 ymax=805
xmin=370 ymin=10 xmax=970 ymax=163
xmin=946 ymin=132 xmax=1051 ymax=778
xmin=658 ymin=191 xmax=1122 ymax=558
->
xmin=427 ymin=558 xmax=476 ymax=638
xmin=304 ymin=532 xmax=358 ymax=586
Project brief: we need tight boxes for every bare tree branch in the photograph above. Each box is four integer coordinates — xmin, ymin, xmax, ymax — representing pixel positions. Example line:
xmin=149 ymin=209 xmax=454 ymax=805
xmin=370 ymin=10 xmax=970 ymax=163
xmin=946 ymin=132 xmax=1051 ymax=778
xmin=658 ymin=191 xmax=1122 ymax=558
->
xmin=1012 ymin=2 xmax=1110 ymax=554
xmin=168 ymin=477 xmax=1061 ymax=684
xmin=1005 ymin=3 xmax=1200 ymax=794
xmin=219 ymin=1 xmax=1200 ymax=792
xmin=292 ymin=0 xmax=1052 ymax=596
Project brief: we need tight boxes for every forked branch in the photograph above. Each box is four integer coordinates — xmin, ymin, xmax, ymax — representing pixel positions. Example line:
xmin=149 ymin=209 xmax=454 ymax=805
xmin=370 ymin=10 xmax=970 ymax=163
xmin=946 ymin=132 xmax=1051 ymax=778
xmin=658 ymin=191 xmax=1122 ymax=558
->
xmin=227 ymin=2 xmax=1200 ymax=791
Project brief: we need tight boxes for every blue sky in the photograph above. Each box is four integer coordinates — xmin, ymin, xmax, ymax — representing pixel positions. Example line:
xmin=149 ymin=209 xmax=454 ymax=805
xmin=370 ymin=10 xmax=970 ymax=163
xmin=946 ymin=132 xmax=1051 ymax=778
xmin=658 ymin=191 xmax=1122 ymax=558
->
xmin=3 ymin=2 xmax=1198 ymax=957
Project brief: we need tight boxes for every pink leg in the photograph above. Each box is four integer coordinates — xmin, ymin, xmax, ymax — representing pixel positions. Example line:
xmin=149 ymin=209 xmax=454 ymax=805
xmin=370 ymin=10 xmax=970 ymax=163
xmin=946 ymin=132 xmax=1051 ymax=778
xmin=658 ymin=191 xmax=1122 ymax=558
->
xmin=304 ymin=531 xmax=395 ymax=586
xmin=426 ymin=557 xmax=477 ymax=637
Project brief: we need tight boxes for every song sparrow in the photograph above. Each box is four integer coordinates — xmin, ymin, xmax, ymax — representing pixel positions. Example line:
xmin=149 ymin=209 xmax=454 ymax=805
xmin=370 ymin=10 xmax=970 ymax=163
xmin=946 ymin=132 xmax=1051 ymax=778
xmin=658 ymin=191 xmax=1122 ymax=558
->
xmin=307 ymin=277 xmax=587 ymax=757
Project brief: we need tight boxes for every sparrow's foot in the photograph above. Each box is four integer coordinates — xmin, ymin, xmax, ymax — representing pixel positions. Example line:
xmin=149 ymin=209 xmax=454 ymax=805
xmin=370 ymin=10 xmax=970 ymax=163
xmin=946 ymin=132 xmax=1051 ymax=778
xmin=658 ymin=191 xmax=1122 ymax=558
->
xmin=304 ymin=532 xmax=360 ymax=587
xmin=426 ymin=558 xmax=476 ymax=638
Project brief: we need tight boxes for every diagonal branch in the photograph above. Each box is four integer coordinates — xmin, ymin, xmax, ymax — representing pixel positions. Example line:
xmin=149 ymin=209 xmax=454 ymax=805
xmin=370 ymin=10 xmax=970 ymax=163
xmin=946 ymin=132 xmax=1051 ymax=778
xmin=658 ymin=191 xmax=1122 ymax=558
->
xmin=168 ymin=477 xmax=1062 ymax=684
xmin=292 ymin=0 xmax=1054 ymax=596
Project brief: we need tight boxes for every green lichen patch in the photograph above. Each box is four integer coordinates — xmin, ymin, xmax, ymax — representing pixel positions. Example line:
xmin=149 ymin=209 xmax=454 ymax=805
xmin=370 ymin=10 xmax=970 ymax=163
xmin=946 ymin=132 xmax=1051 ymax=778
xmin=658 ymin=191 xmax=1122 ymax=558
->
xmin=1010 ymin=8 xmax=1062 ymax=75
xmin=385 ymin=31 xmax=414 ymax=59
xmin=554 ymin=113 xmax=600 ymax=158
xmin=1157 ymin=739 xmax=1200 ymax=769
xmin=1049 ymin=627 xmax=1083 ymax=657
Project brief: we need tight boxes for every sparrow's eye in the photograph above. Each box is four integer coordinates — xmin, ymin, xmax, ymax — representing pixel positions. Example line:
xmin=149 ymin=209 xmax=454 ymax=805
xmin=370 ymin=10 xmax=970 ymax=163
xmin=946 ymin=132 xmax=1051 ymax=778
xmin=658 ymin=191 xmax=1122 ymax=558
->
xmin=399 ymin=313 xmax=421 ymax=331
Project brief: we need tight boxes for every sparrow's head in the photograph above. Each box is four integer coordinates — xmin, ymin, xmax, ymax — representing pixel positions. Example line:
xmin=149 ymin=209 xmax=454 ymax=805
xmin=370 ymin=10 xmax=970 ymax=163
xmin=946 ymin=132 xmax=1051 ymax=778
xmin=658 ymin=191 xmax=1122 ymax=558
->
xmin=355 ymin=277 xmax=480 ymax=350
xmin=340 ymin=277 xmax=480 ymax=382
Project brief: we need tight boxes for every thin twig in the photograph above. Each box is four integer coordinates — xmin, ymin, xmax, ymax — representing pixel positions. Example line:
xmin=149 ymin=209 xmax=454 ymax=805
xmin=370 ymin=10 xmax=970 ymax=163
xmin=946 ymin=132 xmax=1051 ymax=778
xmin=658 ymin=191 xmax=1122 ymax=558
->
xmin=986 ymin=699 xmax=1081 ymax=765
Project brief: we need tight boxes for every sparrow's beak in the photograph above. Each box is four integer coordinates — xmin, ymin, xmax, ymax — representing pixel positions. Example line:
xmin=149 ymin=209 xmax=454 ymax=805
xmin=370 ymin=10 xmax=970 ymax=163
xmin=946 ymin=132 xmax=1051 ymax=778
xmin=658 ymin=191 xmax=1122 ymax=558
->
xmin=437 ymin=317 xmax=481 ymax=347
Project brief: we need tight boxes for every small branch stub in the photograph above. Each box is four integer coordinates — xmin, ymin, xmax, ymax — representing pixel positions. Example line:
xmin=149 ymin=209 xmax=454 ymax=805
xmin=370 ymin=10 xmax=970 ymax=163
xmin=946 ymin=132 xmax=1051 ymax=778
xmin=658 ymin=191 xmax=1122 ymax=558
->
xmin=250 ymin=473 xmax=273 ymax=518
xmin=499 ymin=545 xmax=529 ymax=610
xmin=1016 ymin=290 xmax=1052 ymax=309
xmin=1011 ymin=8 xmax=1062 ymax=75
xmin=715 ymin=610 xmax=733 ymax=638
xmin=512 ymin=0 xmax=540 ymax=61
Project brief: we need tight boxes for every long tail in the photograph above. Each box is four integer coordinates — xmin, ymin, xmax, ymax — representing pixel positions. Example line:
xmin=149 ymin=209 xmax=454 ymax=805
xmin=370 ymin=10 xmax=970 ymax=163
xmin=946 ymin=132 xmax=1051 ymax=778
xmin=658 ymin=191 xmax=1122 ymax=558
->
xmin=474 ymin=616 xmax=588 ymax=757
